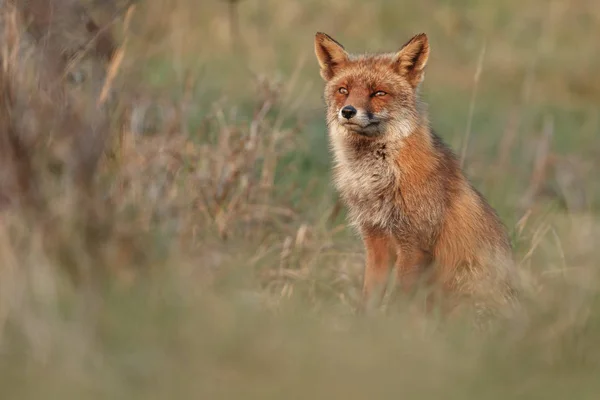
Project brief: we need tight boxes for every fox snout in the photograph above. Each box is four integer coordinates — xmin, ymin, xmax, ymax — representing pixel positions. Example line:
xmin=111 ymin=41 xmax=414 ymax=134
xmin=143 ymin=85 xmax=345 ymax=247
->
xmin=336 ymin=105 xmax=370 ymax=125
xmin=338 ymin=104 xmax=376 ymax=126
xmin=336 ymin=105 xmax=382 ymax=137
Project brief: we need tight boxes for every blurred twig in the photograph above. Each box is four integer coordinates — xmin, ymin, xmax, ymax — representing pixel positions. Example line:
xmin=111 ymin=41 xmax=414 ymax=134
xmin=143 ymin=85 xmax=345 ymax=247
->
xmin=459 ymin=40 xmax=486 ymax=168
xmin=225 ymin=0 xmax=244 ymax=52
xmin=520 ymin=115 xmax=554 ymax=210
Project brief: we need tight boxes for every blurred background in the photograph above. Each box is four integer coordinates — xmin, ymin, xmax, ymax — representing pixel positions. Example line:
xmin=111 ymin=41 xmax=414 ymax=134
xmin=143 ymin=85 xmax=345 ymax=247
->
xmin=1 ymin=0 xmax=599 ymax=398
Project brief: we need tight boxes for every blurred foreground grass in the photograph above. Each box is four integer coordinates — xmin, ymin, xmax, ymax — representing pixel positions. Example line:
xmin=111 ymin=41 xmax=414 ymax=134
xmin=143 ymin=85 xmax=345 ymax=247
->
xmin=1 ymin=0 xmax=600 ymax=398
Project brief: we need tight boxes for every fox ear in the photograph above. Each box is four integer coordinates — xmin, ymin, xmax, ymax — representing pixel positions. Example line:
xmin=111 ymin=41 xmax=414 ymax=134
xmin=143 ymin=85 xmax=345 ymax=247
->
xmin=393 ymin=33 xmax=430 ymax=87
xmin=314 ymin=32 xmax=349 ymax=81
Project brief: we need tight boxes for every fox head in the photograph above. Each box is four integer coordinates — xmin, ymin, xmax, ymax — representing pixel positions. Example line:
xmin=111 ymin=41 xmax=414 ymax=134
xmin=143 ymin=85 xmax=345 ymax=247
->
xmin=314 ymin=32 xmax=430 ymax=138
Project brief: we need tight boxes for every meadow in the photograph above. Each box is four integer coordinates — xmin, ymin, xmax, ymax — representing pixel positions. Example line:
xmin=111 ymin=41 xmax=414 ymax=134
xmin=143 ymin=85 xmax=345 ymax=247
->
xmin=1 ymin=0 xmax=600 ymax=398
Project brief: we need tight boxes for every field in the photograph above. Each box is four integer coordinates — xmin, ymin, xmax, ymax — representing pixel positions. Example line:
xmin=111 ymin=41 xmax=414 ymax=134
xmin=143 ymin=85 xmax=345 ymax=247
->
xmin=1 ymin=0 xmax=600 ymax=398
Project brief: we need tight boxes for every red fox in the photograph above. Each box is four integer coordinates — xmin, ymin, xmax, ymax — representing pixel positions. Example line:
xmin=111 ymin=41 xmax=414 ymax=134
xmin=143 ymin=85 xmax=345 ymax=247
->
xmin=314 ymin=32 xmax=518 ymax=315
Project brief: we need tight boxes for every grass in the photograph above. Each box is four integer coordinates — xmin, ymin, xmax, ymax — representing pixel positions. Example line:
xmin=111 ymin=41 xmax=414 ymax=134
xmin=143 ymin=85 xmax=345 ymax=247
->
xmin=1 ymin=0 xmax=600 ymax=398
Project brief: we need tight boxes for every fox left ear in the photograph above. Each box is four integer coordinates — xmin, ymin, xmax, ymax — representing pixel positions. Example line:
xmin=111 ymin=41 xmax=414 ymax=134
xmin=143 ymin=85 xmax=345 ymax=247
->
xmin=314 ymin=32 xmax=350 ymax=81
xmin=393 ymin=33 xmax=430 ymax=88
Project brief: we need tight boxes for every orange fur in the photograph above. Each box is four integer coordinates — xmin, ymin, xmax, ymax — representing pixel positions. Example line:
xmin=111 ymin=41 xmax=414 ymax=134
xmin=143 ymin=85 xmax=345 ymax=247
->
xmin=361 ymin=228 xmax=393 ymax=310
xmin=314 ymin=32 xmax=518 ymax=315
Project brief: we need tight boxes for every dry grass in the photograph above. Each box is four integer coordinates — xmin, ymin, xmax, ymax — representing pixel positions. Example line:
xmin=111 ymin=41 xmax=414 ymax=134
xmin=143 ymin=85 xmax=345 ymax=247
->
xmin=0 ymin=0 xmax=599 ymax=398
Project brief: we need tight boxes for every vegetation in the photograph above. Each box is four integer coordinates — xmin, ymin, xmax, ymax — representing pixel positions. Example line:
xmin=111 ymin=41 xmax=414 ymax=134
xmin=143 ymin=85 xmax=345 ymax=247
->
xmin=1 ymin=0 xmax=599 ymax=398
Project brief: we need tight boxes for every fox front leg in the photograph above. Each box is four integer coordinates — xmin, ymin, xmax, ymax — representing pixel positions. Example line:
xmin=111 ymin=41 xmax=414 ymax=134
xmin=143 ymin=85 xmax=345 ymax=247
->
xmin=359 ymin=229 xmax=393 ymax=313
xmin=394 ymin=244 xmax=433 ymax=296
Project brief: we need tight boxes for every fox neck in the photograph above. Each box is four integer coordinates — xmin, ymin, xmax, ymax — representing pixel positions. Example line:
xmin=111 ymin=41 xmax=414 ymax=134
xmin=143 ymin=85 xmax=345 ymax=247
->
xmin=329 ymin=117 xmax=432 ymax=167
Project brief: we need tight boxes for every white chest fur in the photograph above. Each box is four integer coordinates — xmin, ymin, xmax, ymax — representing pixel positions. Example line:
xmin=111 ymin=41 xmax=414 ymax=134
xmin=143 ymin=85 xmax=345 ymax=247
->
xmin=329 ymin=126 xmax=401 ymax=231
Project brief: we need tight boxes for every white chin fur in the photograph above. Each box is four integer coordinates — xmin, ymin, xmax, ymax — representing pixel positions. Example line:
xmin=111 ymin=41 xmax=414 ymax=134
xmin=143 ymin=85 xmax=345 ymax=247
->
xmin=330 ymin=117 xmax=414 ymax=140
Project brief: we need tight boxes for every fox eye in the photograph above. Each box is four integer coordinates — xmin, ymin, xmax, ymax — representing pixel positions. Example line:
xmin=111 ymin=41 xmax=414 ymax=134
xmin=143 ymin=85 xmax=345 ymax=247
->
xmin=338 ymin=87 xmax=349 ymax=95
xmin=373 ymin=91 xmax=387 ymax=97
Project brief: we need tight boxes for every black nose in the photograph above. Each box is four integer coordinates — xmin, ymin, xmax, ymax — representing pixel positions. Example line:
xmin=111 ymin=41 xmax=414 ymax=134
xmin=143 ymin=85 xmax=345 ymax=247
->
xmin=341 ymin=105 xmax=357 ymax=119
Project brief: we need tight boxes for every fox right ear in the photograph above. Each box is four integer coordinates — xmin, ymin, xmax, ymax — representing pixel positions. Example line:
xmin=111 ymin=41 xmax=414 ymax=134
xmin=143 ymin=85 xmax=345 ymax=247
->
xmin=314 ymin=32 xmax=349 ymax=81
xmin=393 ymin=33 xmax=430 ymax=88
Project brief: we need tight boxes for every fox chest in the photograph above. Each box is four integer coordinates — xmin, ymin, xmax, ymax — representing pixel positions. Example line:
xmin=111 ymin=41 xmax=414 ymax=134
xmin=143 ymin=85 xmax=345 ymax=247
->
xmin=333 ymin=153 xmax=402 ymax=230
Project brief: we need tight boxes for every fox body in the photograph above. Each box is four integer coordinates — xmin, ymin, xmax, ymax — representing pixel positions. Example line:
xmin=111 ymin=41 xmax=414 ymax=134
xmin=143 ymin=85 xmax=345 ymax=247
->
xmin=314 ymin=32 xmax=517 ymax=313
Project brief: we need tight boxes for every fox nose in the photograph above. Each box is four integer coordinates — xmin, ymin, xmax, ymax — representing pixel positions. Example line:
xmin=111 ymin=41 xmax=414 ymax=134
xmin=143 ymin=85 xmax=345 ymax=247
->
xmin=341 ymin=105 xmax=357 ymax=119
